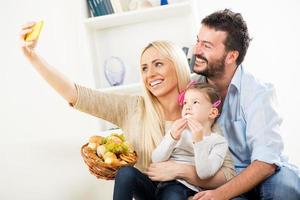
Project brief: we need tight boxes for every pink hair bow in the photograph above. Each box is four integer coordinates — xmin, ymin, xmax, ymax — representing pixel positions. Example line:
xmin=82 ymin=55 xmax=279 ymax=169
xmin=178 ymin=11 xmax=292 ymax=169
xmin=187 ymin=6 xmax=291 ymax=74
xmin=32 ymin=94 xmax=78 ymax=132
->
xmin=212 ymin=100 xmax=221 ymax=108
xmin=177 ymin=80 xmax=197 ymax=106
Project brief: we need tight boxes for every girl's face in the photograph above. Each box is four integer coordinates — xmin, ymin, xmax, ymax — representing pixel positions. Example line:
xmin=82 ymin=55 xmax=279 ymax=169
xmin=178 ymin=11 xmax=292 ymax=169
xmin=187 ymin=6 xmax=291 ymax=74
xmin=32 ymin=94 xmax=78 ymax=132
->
xmin=140 ymin=47 xmax=178 ymax=98
xmin=181 ymin=89 xmax=215 ymax=123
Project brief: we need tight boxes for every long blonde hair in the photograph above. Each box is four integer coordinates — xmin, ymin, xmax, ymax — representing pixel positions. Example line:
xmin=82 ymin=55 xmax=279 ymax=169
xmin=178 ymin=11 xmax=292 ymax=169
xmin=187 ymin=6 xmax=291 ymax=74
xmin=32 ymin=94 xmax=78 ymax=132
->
xmin=136 ymin=41 xmax=191 ymax=169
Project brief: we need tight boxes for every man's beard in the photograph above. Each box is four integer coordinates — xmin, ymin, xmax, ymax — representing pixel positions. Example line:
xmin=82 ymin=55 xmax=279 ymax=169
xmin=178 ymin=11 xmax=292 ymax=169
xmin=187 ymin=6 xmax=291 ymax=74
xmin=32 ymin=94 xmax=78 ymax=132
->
xmin=194 ymin=53 xmax=226 ymax=79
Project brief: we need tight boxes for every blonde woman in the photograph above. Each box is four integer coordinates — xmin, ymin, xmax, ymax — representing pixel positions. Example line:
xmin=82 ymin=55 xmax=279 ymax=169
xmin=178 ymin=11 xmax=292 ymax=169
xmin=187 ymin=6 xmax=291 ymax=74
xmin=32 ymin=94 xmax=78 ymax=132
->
xmin=20 ymin=22 xmax=235 ymax=200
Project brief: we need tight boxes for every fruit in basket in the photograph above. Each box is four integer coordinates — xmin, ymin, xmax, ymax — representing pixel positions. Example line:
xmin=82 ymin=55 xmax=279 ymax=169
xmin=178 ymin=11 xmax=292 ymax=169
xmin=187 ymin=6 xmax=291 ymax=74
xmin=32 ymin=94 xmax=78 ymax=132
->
xmin=96 ymin=145 xmax=107 ymax=157
xmin=82 ymin=133 xmax=138 ymax=180
xmin=87 ymin=135 xmax=104 ymax=150
xmin=106 ymin=134 xmax=124 ymax=144
xmin=87 ymin=133 xmax=136 ymax=165
xmin=103 ymin=152 xmax=119 ymax=165
xmin=104 ymin=141 xmax=125 ymax=154
xmin=101 ymin=133 xmax=129 ymax=154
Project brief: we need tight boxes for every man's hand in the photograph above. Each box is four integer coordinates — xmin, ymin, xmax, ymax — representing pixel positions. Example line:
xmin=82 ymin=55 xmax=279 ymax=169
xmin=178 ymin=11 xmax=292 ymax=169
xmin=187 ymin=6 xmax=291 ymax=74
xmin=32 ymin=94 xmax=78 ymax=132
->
xmin=192 ymin=190 xmax=226 ymax=200
xmin=147 ymin=161 xmax=178 ymax=181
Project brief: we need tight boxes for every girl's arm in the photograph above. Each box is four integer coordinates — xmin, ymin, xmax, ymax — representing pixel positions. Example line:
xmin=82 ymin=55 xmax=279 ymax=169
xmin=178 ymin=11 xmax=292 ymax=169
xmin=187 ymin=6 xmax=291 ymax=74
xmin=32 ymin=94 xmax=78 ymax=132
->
xmin=151 ymin=131 xmax=178 ymax=162
xmin=20 ymin=22 xmax=77 ymax=105
xmin=152 ymin=118 xmax=187 ymax=162
xmin=194 ymin=134 xmax=228 ymax=179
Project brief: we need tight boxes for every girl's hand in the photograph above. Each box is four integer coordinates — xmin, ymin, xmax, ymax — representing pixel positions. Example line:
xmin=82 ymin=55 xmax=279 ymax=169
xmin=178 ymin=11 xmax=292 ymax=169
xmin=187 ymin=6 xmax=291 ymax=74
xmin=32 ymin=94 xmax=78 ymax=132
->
xmin=187 ymin=118 xmax=204 ymax=143
xmin=170 ymin=118 xmax=187 ymax=140
xmin=20 ymin=22 xmax=39 ymax=58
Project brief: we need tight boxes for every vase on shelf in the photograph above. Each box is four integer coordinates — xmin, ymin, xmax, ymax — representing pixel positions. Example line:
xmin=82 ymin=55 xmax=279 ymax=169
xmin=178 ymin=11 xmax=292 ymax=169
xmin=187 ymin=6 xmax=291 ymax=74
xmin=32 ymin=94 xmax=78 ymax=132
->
xmin=103 ymin=56 xmax=126 ymax=86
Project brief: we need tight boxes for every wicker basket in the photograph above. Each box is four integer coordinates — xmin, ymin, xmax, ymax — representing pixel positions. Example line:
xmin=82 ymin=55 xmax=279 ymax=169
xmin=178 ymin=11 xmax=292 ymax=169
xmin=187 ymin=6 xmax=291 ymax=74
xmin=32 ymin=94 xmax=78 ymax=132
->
xmin=81 ymin=143 xmax=137 ymax=180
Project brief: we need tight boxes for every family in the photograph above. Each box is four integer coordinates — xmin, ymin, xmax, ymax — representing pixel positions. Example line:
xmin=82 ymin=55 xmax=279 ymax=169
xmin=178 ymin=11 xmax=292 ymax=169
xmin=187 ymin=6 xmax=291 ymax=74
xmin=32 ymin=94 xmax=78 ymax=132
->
xmin=20 ymin=9 xmax=300 ymax=200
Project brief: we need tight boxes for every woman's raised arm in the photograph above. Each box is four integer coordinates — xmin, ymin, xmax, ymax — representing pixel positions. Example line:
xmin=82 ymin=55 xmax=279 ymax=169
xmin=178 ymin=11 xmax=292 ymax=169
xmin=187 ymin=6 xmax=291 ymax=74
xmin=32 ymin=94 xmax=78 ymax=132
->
xmin=20 ymin=22 xmax=77 ymax=105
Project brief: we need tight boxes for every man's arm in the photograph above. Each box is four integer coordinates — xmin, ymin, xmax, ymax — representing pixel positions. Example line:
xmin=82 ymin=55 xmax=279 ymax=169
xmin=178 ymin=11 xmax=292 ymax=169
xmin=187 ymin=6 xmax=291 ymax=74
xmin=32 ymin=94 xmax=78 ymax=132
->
xmin=218 ymin=161 xmax=276 ymax=198
xmin=193 ymin=160 xmax=276 ymax=200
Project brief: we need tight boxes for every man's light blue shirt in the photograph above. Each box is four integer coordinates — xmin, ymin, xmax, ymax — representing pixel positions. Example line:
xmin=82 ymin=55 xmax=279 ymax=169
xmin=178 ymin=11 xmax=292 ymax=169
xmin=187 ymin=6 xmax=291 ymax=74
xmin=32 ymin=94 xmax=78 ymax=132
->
xmin=216 ymin=65 xmax=285 ymax=173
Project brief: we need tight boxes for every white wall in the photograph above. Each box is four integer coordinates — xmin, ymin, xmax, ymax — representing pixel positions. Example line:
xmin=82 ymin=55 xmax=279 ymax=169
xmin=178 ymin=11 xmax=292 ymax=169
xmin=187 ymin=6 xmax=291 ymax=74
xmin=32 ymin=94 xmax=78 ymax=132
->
xmin=0 ymin=0 xmax=299 ymax=200
xmin=0 ymin=0 xmax=114 ymax=199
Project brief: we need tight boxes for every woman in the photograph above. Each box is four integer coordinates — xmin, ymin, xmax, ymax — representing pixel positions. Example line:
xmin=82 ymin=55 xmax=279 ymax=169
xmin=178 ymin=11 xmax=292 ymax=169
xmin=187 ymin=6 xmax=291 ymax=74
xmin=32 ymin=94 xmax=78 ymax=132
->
xmin=20 ymin=22 xmax=235 ymax=200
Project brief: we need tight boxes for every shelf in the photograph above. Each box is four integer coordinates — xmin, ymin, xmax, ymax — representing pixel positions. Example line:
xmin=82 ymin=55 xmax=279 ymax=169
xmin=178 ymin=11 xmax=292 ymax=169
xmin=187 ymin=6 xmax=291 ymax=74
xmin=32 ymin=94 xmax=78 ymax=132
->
xmin=84 ymin=2 xmax=192 ymax=30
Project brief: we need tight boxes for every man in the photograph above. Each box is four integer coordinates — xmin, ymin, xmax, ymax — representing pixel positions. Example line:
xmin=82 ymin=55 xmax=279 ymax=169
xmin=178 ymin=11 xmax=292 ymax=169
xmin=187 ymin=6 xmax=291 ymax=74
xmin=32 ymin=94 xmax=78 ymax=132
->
xmin=192 ymin=9 xmax=300 ymax=200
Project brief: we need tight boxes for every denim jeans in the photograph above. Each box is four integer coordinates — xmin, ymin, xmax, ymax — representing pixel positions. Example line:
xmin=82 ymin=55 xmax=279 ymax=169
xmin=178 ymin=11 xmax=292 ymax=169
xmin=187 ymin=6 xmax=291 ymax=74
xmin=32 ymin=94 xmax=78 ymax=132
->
xmin=113 ymin=166 xmax=196 ymax=200
xmin=233 ymin=166 xmax=300 ymax=200
xmin=156 ymin=180 xmax=196 ymax=200
xmin=113 ymin=166 xmax=158 ymax=200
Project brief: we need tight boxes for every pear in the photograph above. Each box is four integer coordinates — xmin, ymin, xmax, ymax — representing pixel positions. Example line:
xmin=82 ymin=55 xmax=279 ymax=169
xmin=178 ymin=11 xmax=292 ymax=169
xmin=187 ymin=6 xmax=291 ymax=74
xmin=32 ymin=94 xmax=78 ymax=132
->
xmin=97 ymin=145 xmax=107 ymax=157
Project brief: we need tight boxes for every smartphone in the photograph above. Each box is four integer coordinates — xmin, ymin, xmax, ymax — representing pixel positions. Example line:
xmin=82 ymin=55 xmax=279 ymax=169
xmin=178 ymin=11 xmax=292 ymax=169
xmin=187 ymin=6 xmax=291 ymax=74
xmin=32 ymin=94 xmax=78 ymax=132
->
xmin=25 ymin=20 xmax=44 ymax=41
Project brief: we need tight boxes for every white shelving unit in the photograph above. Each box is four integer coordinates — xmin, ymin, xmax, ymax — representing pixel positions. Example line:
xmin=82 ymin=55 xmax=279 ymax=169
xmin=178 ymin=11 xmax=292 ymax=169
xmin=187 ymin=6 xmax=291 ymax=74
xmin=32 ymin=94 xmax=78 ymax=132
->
xmin=83 ymin=0 xmax=198 ymax=129
xmin=84 ymin=2 xmax=193 ymax=30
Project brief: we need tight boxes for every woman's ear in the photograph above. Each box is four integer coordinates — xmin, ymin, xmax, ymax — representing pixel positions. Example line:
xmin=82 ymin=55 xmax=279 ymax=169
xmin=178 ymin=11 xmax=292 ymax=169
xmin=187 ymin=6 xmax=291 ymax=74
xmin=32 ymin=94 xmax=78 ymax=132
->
xmin=209 ymin=108 xmax=219 ymax=120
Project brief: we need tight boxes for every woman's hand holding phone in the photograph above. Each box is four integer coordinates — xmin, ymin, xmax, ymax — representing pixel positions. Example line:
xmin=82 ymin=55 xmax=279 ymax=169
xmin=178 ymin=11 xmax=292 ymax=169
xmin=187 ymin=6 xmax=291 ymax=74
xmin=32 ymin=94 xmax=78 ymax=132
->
xmin=20 ymin=21 xmax=43 ymax=58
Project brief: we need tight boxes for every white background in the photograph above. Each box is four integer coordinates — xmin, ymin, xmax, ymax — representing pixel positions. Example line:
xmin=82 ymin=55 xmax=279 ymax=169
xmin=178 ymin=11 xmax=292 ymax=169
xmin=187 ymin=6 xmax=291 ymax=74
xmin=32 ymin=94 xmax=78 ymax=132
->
xmin=0 ymin=0 xmax=299 ymax=199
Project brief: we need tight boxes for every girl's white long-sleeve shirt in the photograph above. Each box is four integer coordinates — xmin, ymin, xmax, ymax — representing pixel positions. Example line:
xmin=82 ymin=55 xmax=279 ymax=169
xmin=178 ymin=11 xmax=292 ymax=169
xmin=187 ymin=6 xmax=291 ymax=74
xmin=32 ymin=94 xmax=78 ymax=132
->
xmin=152 ymin=129 xmax=230 ymax=191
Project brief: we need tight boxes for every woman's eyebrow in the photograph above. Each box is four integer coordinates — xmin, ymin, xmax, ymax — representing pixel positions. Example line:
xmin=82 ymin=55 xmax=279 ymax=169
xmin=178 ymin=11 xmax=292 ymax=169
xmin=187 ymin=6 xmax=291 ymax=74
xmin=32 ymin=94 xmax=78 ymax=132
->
xmin=152 ymin=59 xmax=161 ymax=64
xmin=141 ymin=59 xmax=162 ymax=66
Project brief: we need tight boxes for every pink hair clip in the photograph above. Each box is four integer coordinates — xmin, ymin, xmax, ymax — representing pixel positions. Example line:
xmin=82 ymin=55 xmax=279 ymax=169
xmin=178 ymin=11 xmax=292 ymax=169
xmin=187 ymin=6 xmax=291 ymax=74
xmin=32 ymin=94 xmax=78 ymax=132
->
xmin=177 ymin=80 xmax=197 ymax=106
xmin=212 ymin=100 xmax=221 ymax=108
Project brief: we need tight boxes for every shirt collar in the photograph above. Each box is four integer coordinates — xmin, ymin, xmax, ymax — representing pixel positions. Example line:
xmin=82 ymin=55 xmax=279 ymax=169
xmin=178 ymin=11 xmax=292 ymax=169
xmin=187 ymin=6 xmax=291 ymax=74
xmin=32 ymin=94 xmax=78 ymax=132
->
xmin=229 ymin=65 xmax=243 ymax=93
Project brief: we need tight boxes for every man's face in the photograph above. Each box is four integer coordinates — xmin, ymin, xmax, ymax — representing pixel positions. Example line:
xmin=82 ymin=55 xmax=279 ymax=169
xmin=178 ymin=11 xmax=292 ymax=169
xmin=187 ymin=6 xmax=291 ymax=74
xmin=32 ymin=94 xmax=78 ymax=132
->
xmin=193 ymin=26 xmax=228 ymax=79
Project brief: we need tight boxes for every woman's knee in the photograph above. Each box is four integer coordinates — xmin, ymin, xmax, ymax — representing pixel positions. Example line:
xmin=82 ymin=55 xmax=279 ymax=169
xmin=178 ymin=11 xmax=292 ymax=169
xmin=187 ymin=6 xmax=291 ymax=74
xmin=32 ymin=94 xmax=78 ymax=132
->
xmin=115 ymin=166 xmax=139 ymax=185
xmin=156 ymin=182 xmax=188 ymax=200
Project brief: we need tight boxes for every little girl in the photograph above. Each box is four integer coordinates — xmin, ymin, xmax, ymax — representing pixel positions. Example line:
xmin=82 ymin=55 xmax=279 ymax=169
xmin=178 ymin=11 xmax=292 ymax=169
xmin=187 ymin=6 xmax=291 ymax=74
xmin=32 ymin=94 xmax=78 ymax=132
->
xmin=152 ymin=82 xmax=235 ymax=199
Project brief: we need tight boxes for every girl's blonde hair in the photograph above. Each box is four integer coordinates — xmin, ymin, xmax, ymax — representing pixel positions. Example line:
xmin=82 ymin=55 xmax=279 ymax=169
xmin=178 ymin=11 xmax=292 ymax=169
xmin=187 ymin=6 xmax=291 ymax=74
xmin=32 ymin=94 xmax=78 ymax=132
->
xmin=137 ymin=41 xmax=191 ymax=169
